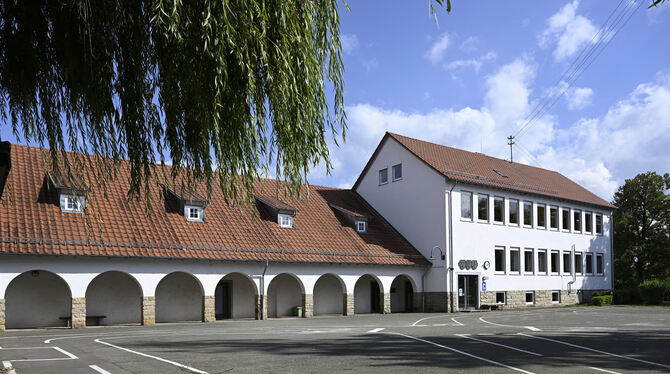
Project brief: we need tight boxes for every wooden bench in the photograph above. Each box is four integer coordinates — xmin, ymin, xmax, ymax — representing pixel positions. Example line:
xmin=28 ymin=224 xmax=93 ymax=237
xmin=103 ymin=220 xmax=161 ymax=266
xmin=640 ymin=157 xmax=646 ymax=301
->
xmin=59 ymin=315 xmax=106 ymax=327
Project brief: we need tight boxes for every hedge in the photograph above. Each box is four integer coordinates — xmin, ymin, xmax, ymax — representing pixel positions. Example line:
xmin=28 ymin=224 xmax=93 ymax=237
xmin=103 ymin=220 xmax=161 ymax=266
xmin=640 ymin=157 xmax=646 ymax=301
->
xmin=591 ymin=295 xmax=613 ymax=306
xmin=638 ymin=279 xmax=669 ymax=305
xmin=613 ymin=288 xmax=642 ymax=305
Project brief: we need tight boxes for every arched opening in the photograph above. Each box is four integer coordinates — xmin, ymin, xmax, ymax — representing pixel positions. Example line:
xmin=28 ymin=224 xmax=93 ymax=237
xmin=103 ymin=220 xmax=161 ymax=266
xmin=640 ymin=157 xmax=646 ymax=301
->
xmin=5 ymin=270 xmax=71 ymax=329
xmin=155 ymin=272 xmax=204 ymax=323
xmin=354 ymin=274 xmax=382 ymax=314
xmin=391 ymin=274 xmax=415 ymax=313
xmin=313 ymin=273 xmax=345 ymax=316
xmin=267 ymin=273 xmax=304 ymax=318
xmin=215 ymin=272 xmax=258 ymax=320
xmin=85 ymin=271 xmax=142 ymax=326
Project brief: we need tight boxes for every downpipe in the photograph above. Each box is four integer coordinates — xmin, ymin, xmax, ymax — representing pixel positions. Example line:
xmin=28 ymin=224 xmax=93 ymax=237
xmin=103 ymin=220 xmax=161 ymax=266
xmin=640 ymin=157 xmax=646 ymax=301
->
xmin=567 ymin=244 xmax=576 ymax=294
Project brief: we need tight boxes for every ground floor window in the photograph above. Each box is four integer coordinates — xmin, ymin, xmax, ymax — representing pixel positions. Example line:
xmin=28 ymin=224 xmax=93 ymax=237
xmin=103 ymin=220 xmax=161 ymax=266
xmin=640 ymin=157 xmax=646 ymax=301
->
xmin=525 ymin=291 xmax=535 ymax=304
xmin=551 ymin=250 xmax=560 ymax=274
xmin=563 ymin=251 xmax=571 ymax=274
xmin=596 ymin=253 xmax=604 ymax=275
xmin=538 ymin=249 xmax=547 ymax=274
xmin=510 ymin=248 xmax=520 ymax=273
xmin=585 ymin=253 xmax=594 ymax=274
xmin=495 ymin=247 xmax=506 ymax=273
xmin=496 ymin=292 xmax=506 ymax=304
xmin=552 ymin=290 xmax=560 ymax=303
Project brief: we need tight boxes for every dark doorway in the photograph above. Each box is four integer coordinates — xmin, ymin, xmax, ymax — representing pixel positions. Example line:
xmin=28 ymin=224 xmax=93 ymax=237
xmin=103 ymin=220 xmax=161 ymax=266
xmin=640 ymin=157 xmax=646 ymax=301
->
xmin=370 ymin=281 xmax=381 ymax=313
xmin=457 ymin=275 xmax=478 ymax=310
xmin=216 ymin=281 xmax=232 ymax=320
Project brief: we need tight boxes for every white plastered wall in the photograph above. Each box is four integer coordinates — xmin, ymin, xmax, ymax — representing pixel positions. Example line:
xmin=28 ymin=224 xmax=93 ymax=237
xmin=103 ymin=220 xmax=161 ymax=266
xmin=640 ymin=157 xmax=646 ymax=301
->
xmin=267 ymin=273 xmax=303 ymax=317
xmin=5 ymin=270 xmax=71 ymax=328
xmin=313 ymin=274 xmax=345 ymax=315
xmin=86 ymin=271 xmax=142 ymax=324
xmin=156 ymin=272 xmax=203 ymax=322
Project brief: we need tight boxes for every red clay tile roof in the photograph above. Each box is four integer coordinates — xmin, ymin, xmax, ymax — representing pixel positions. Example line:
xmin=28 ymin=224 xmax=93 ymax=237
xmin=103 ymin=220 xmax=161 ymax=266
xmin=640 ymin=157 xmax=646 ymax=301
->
xmin=356 ymin=133 xmax=615 ymax=209
xmin=0 ymin=144 xmax=428 ymax=266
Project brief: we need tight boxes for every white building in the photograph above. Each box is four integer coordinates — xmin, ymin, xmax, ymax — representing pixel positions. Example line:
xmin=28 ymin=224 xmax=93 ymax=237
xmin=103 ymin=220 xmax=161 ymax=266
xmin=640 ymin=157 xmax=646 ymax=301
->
xmin=354 ymin=133 xmax=615 ymax=311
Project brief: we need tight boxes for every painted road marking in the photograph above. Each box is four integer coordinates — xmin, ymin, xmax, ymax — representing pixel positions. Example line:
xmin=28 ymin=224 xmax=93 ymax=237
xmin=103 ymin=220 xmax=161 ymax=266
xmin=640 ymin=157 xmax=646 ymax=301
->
xmin=95 ymin=338 xmax=209 ymax=374
xmin=89 ymin=365 xmax=112 ymax=374
xmin=367 ymin=328 xmax=385 ymax=333
xmin=433 ymin=324 xmax=447 ymax=327
xmin=479 ymin=317 xmax=511 ymax=328
xmin=0 ymin=346 xmax=78 ymax=362
xmin=524 ymin=326 xmax=541 ymax=331
xmin=451 ymin=317 xmax=464 ymax=326
xmin=518 ymin=333 xmax=670 ymax=369
xmin=588 ymin=367 xmax=622 ymax=374
xmin=387 ymin=332 xmax=535 ymax=374
xmin=411 ymin=314 xmax=454 ymax=326
xmin=2 ymin=361 xmax=17 ymax=374
xmin=455 ymin=334 xmax=543 ymax=356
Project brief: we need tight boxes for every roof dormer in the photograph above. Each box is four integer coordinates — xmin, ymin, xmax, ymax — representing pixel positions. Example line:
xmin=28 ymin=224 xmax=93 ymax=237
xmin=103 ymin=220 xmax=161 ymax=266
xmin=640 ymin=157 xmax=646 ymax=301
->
xmin=164 ymin=185 xmax=208 ymax=222
xmin=46 ymin=171 xmax=88 ymax=214
xmin=329 ymin=203 xmax=370 ymax=233
xmin=254 ymin=195 xmax=297 ymax=228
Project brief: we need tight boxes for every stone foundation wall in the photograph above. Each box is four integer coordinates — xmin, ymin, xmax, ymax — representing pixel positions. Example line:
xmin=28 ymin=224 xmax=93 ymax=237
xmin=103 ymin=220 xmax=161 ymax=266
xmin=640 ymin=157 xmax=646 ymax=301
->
xmin=260 ymin=295 xmax=268 ymax=320
xmin=255 ymin=295 xmax=262 ymax=320
xmin=382 ymin=293 xmax=391 ymax=314
xmin=480 ymin=289 xmax=581 ymax=309
xmin=142 ymin=296 xmax=155 ymax=325
xmin=303 ymin=294 xmax=313 ymax=318
xmin=344 ymin=293 xmax=354 ymax=316
xmin=0 ymin=298 xmax=5 ymax=332
xmin=202 ymin=296 xmax=215 ymax=322
xmin=71 ymin=297 xmax=86 ymax=329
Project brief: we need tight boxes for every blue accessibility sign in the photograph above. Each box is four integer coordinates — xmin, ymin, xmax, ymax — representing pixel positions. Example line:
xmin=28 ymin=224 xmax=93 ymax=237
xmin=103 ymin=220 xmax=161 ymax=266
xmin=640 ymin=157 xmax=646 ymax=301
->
xmin=482 ymin=281 xmax=487 ymax=291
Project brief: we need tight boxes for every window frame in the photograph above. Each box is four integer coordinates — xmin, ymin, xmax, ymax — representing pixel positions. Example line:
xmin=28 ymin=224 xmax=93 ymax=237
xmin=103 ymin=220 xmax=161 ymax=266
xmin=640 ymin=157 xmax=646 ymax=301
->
xmin=573 ymin=209 xmax=582 ymax=233
xmin=493 ymin=196 xmax=505 ymax=224
xmin=523 ymin=201 xmax=533 ymax=228
xmin=523 ymin=248 xmax=534 ymax=274
xmin=536 ymin=204 xmax=546 ymax=229
xmin=392 ymin=163 xmax=403 ymax=181
xmin=378 ymin=168 xmax=389 ymax=185
xmin=561 ymin=208 xmax=570 ymax=232
xmin=278 ymin=213 xmax=294 ymax=228
xmin=460 ymin=191 xmax=473 ymax=221
xmin=585 ymin=252 xmax=594 ymax=275
xmin=496 ymin=292 xmax=506 ymax=305
xmin=355 ymin=220 xmax=367 ymax=233
xmin=537 ymin=249 xmax=548 ymax=274
xmin=62 ymin=194 xmax=85 ymax=213
xmin=494 ymin=246 xmax=506 ymax=274
xmin=563 ymin=251 xmax=572 ymax=274
xmin=574 ymin=251 xmax=583 ymax=275
xmin=550 ymin=250 xmax=560 ymax=274
xmin=585 ymin=211 xmax=593 ymax=234
xmin=508 ymin=199 xmax=519 ymax=226
xmin=477 ymin=194 xmax=489 ymax=222
xmin=595 ymin=214 xmax=603 ymax=235
xmin=552 ymin=290 xmax=560 ymax=303
xmin=549 ymin=206 xmax=559 ymax=230
xmin=525 ymin=291 xmax=535 ymax=305
xmin=596 ymin=253 xmax=604 ymax=275
xmin=509 ymin=247 xmax=521 ymax=274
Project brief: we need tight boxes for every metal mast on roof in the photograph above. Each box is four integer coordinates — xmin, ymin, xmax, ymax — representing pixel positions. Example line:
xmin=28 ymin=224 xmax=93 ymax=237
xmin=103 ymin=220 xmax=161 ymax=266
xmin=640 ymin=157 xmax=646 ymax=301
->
xmin=507 ymin=135 xmax=515 ymax=163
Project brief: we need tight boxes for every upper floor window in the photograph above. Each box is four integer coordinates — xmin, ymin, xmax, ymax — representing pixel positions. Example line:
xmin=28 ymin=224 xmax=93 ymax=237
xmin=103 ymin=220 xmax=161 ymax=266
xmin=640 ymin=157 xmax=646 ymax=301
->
xmin=549 ymin=206 xmax=558 ymax=230
xmin=595 ymin=214 xmax=603 ymax=235
xmin=61 ymin=194 xmax=85 ymax=213
xmin=392 ymin=164 xmax=402 ymax=181
xmin=461 ymin=191 xmax=473 ymax=220
xmin=550 ymin=250 xmax=560 ymax=274
xmin=585 ymin=253 xmax=594 ymax=274
xmin=510 ymin=247 xmax=520 ymax=273
xmin=538 ymin=249 xmax=548 ymax=274
xmin=185 ymin=206 xmax=203 ymax=222
xmin=524 ymin=248 xmax=534 ymax=273
xmin=493 ymin=197 xmax=504 ymax=223
xmin=379 ymin=168 xmax=388 ymax=185
xmin=563 ymin=251 xmax=572 ymax=274
xmin=523 ymin=201 xmax=533 ymax=227
xmin=574 ymin=252 xmax=583 ymax=275
xmin=478 ymin=194 xmax=489 ymax=221
xmin=585 ymin=211 xmax=593 ymax=234
xmin=278 ymin=213 xmax=294 ymax=228
xmin=596 ymin=253 xmax=604 ymax=275
xmin=356 ymin=220 xmax=367 ymax=233
xmin=561 ymin=208 xmax=570 ymax=231
xmin=537 ymin=204 xmax=546 ymax=228
xmin=573 ymin=210 xmax=582 ymax=232
xmin=509 ymin=199 xmax=519 ymax=225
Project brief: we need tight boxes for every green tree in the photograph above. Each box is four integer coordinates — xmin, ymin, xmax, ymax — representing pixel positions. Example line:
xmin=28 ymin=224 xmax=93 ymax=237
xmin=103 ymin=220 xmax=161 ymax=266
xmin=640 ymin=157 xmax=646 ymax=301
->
xmin=0 ymin=0 xmax=346 ymax=204
xmin=613 ymin=172 xmax=670 ymax=288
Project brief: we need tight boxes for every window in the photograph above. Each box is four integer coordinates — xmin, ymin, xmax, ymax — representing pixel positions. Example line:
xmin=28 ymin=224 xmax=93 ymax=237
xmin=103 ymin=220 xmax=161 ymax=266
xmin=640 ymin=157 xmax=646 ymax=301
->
xmin=510 ymin=248 xmax=520 ymax=273
xmin=379 ymin=168 xmax=388 ymax=185
xmin=550 ymin=250 xmax=560 ymax=274
xmin=494 ymin=197 xmax=504 ymax=223
xmin=562 ymin=208 xmax=570 ymax=231
xmin=278 ymin=214 xmax=294 ymax=228
xmin=573 ymin=210 xmax=582 ymax=232
xmin=495 ymin=247 xmax=506 ymax=273
xmin=525 ymin=291 xmax=535 ymax=304
xmin=392 ymin=164 xmax=402 ymax=181
xmin=596 ymin=254 xmax=604 ymax=275
xmin=523 ymin=201 xmax=532 ymax=227
xmin=575 ymin=252 xmax=583 ymax=275
xmin=538 ymin=249 xmax=547 ymax=274
xmin=563 ymin=251 xmax=572 ymax=274
xmin=189 ymin=207 xmax=200 ymax=220
xmin=537 ymin=204 xmax=546 ymax=228
xmin=524 ymin=248 xmax=534 ymax=273
xmin=550 ymin=206 xmax=558 ymax=230
xmin=356 ymin=220 xmax=367 ymax=233
xmin=496 ymin=292 xmax=506 ymax=304
xmin=493 ymin=169 xmax=508 ymax=178
xmin=585 ymin=211 xmax=592 ymax=234
xmin=595 ymin=214 xmax=603 ymax=235
xmin=552 ymin=291 xmax=560 ymax=303
xmin=461 ymin=191 xmax=473 ymax=220
xmin=585 ymin=253 xmax=594 ymax=274
xmin=62 ymin=194 xmax=85 ymax=213
xmin=509 ymin=199 xmax=519 ymax=225
xmin=478 ymin=194 xmax=489 ymax=221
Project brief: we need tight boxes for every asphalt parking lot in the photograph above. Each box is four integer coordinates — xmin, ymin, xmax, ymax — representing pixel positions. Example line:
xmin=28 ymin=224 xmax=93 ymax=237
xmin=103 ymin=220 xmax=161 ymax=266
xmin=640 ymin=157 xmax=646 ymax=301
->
xmin=1 ymin=306 xmax=669 ymax=374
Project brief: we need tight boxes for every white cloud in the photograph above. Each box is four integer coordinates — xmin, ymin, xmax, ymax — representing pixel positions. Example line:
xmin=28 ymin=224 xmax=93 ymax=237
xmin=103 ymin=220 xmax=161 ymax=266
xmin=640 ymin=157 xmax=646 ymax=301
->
xmin=341 ymin=34 xmax=359 ymax=55
xmin=566 ymin=86 xmax=594 ymax=110
xmin=459 ymin=36 xmax=479 ymax=52
xmin=425 ymin=33 xmax=451 ymax=64
xmin=443 ymin=51 xmax=496 ymax=73
xmin=539 ymin=1 xmax=598 ymax=61
xmin=362 ymin=58 xmax=379 ymax=72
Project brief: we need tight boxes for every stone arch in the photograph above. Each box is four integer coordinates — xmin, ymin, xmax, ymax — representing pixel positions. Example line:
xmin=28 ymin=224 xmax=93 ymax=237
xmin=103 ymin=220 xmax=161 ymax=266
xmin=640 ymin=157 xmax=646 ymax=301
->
xmin=155 ymin=271 xmax=204 ymax=323
xmin=354 ymin=274 xmax=383 ymax=314
xmin=85 ymin=271 xmax=143 ymax=325
xmin=5 ymin=270 xmax=72 ymax=329
xmin=390 ymin=274 xmax=416 ymax=313
xmin=313 ymin=273 xmax=346 ymax=316
xmin=267 ymin=273 xmax=304 ymax=318
xmin=215 ymin=272 xmax=258 ymax=320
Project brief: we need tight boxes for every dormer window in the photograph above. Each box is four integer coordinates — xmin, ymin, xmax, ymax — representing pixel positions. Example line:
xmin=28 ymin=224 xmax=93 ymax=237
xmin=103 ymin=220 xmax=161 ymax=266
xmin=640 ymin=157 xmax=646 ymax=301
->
xmin=185 ymin=205 xmax=203 ymax=222
xmin=164 ymin=185 xmax=208 ymax=222
xmin=46 ymin=172 xmax=88 ymax=214
xmin=62 ymin=194 xmax=85 ymax=213
xmin=356 ymin=220 xmax=367 ymax=233
xmin=278 ymin=213 xmax=294 ymax=228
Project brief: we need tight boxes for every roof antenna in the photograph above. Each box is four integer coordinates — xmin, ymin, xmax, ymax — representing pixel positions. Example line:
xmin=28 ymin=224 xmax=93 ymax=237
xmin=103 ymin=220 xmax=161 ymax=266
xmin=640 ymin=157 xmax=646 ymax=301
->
xmin=507 ymin=135 xmax=515 ymax=163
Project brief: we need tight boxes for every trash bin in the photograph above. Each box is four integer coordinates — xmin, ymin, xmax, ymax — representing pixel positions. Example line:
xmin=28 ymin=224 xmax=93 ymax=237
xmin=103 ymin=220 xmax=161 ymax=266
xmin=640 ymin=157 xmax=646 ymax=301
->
xmin=294 ymin=306 xmax=303 ymax=318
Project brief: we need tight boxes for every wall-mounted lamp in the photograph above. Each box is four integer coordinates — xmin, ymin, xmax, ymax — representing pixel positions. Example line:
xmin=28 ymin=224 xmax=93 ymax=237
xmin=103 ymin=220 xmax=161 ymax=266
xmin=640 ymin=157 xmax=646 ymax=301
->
xmin=429 ymin=246 xmax=445 ymax=261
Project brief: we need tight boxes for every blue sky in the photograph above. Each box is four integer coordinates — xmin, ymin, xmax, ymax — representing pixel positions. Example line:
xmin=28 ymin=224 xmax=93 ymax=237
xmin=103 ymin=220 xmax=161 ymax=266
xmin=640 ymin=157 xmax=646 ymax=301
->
xmin=308 ymin=0 xmax=670 ymax=201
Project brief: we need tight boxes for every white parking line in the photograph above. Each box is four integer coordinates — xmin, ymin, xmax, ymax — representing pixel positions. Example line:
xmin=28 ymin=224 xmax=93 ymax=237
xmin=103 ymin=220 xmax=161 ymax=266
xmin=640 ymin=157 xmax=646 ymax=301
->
xmin=451 ymin=317 xmax=464 ymax=326
xmin=479 ymin=317 xmax=511 ymax=328
xmin=411 ymin=314 xmax=451 ymax=326
xmin=387 ymin=332 xmax=535 ymax=374
xmin=518 ymin=333 xmax=670 ymax=369
xmin=455 ymin=334 xmax=543 ymax=356
xmin=524 ymin=326 xmax=541 ymax=331
xmin=89 ymin=364 xmax=112 ymax=374
xmin=95 ymin=338 xmax=209 ymax=374
xmin=2 ymin=361 xmax=17 ymax=374
xmin=588 ymin=367 xmax=622 ymax=374
xmin=0 ymin=346 xmax=79 ymax=362
xmin=367 ymin=328 xmax=385 ymax=333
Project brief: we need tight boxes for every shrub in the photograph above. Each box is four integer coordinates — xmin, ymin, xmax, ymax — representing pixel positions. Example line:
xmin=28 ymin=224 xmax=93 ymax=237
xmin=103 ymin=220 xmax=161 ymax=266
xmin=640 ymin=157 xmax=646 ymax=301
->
xmin=613 ymin=288 xmax=642 ymax=305
xmin=591 ymin=295 xmax=613 ymax=306
xmin=638 ymin=279 xmax=668 ymax=305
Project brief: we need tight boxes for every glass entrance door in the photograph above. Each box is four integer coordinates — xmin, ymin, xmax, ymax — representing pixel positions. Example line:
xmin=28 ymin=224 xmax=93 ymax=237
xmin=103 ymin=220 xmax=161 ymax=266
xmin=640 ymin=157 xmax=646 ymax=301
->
xmin=457 ymin=275 xmax=479 ymax=310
